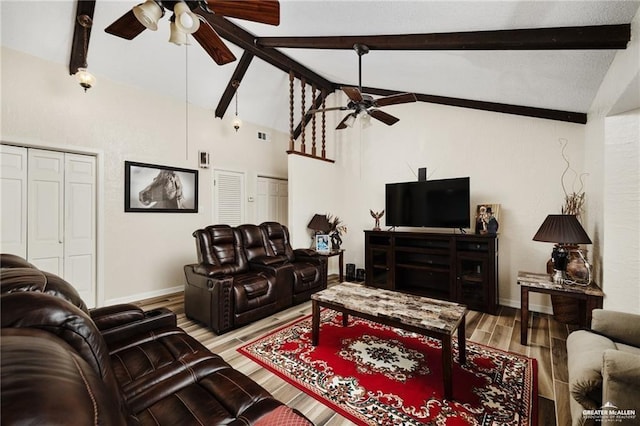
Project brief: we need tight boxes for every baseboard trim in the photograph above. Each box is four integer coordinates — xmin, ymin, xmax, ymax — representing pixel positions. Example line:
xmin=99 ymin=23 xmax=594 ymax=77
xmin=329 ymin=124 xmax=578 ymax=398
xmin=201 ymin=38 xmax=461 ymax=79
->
xmin=104 ymin=285 xmax=183 ymax=306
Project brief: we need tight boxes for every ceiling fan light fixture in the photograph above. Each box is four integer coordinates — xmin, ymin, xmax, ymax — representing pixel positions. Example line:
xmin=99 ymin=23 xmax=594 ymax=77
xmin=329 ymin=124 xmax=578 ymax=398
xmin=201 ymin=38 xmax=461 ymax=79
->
xmin=174 ymin=2 xmax=200 ymax=34
xmin=133 ymin=0 xmax=163 ymax=31
xmin=76 ymin=67 xmax=96 ymax=92
xmin=169 ymin=21 xmax=189 ymax=45
xmin=344 ymin=114 xmax=356 ymax=128
xmin=360 ymin=111 xmax=372 ymax=128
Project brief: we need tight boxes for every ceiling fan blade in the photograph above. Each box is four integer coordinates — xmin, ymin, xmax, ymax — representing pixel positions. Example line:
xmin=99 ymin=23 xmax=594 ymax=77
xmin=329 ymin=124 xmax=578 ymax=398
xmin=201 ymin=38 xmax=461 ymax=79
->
xmin=105 ymin=10 xmax=146 ymax=40
xmin=369 ymin=109 xmax=400 ymax=126
xmin=341 ymin=86 xmax=363 ymax=103
xmin=204 ymin=0 xmax=280 ymax=26
xmin=336 ymin=113 xmax=356 ymax=130
xmin=192 ymin=21 xmax=237 ymax=65
xmin=375 ymin=92 xmax=418 ymax=107
xmin=310 ymin=106 xmax=348 ymax=113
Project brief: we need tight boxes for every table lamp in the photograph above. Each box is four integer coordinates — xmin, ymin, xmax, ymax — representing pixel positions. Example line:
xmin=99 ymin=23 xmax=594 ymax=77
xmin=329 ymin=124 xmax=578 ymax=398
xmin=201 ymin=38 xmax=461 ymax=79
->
xmin=532 ymin=214 xmax=592 ymax=283
xmin=307 ymin=214 xmax=331 ymax=235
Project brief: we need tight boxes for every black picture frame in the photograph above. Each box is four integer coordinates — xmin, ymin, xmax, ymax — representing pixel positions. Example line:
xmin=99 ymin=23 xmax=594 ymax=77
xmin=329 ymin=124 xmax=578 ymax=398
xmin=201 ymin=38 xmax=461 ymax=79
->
xmin=124 ymin=161 xmax=198 ymax=213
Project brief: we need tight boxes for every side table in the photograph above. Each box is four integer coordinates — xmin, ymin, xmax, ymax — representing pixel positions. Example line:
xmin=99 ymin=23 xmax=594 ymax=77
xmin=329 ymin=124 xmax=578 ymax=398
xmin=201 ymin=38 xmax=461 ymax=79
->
xmin=518 ymin=271 xmax=604 ymax=345
xmin=317 ymin=249 xmax=344 ymax=282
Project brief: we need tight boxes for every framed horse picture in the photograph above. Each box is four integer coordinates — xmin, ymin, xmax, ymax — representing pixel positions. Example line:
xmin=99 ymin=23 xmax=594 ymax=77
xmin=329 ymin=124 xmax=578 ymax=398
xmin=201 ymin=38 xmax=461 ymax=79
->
xmin=125 ymin=161 xmax=198 ymax=213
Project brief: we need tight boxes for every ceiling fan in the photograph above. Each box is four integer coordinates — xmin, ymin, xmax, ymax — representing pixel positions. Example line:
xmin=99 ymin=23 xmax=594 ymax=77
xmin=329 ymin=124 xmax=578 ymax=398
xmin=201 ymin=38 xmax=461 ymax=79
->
xmin=105 ymin=0 xmax=279 ymax=65
xmin=313 ymin=44 xmax=417 ymax=130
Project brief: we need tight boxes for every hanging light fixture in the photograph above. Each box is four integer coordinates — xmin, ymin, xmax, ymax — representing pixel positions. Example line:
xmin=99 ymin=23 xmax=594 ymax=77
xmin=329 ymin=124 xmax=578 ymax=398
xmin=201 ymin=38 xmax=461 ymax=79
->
xmin=169 ymin=19 xmax=188 ymax=45
xmin=133 ymin=0 xmax=164 ymax=30
xmin=232 ymin=80 xmax=242 ymax=132
xmin=173 ymin=2 xmax=200 ymax=34
xmin=75 ymin=14 xmax=96 ymax=92
xmin=133 ymin=1 xmax=197 ymax=46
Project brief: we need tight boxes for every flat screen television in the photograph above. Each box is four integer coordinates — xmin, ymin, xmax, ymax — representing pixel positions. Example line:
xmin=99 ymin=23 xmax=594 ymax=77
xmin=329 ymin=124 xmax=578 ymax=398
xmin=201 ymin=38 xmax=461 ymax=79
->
xmin=385 ymin=177 xmax=470 ymax=229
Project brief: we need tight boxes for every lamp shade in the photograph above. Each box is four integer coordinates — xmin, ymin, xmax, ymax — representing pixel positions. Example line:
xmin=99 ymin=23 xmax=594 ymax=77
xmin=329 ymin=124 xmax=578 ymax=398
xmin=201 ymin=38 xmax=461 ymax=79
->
xmin=75 ymin=68 xmax=96 ymax=91
xmin=532 ymin=214 xmax=592 ymax=245
xmin=169 ymin=21 xmax=188 ymax=45
xmin=133 ymin=0 xmax=163 ymax=31
xmin=174 ymin=1 xmax=200 ymax=34
xmin=307 ymin=214 xmax=331 ymax=233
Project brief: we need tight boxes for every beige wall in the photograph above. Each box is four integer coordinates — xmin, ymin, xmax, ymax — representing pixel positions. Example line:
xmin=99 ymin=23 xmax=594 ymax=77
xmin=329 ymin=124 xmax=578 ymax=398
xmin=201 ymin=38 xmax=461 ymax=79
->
xmin=583 ymin=9 xmax=640 ymax=314
xmin=289 ymin=99 xmax=586 ymax=312
xmin=1 ymin=47 xmax=290 ymax=305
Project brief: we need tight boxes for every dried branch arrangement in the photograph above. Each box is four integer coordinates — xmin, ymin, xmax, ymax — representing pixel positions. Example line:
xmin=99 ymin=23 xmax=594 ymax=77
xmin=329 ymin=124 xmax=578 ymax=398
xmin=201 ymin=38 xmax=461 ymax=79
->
xmin=559 ymin=138 xmax=588 ymax=219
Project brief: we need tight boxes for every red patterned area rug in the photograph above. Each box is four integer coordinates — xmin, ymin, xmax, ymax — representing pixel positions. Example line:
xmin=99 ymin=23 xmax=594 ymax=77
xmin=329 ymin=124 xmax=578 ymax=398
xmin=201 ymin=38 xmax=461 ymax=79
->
xmin=239 ymin=310 xmax=537 ymax=426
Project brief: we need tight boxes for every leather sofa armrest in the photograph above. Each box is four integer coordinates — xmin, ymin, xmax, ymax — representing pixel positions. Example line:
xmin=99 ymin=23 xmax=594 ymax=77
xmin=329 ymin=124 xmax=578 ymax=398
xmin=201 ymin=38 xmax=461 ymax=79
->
xmin=250 ymin=255 xmax=289 ymax=267
xmin=192 ymin=263 xmax=228 ymax=278
xmin=294 ymin=248 xmax=318 ymax=258
xmin=99 ymin=307 xmax=177 ymax=347
xmin=602 ymin=349 xmax=640 ymax=421
xmin=90 ymin=304 xmax=145 ymax=330
xmin=592 ymin=309 xmax=640 ymax=347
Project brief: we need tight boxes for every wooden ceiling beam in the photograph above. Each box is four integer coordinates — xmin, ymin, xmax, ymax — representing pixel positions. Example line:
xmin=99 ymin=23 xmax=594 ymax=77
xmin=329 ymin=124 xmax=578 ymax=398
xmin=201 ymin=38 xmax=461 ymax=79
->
xmin=256 ymin=24 xmax=631 ymax=51
xmin=69 ymin=0 xmax=96 ymax=74
xmin=198 ymin=12 xmax=334 ymax=91
xmin=215 ymin=51 xmax=254 ymax=119
xmin=341 ymin=86 xmax=587 ymax=124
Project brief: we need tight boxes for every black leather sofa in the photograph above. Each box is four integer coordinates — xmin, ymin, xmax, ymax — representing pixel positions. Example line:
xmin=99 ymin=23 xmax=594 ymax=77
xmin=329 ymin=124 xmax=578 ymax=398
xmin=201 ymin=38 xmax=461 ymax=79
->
xmin=1 ymin=254 xmax=312 ymax=426
xmin=184 ymin=222 xmax=327 ymax=334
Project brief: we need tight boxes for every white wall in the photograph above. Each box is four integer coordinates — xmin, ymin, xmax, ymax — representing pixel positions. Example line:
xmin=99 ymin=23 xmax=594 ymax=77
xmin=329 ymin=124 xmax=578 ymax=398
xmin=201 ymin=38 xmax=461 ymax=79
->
xmin=603 ymin=110 xmax=639 ymax=313
xmin=289 ymin=98 xmax=586 ymax=311
xmin=584 ymin=9 xmax=640 ymax=314
xmin=1 ymin=47 xmax=290 ymax=305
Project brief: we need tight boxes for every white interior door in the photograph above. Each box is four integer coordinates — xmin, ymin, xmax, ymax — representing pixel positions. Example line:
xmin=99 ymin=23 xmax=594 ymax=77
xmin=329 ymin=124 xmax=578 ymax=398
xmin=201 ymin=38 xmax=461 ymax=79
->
xmin=0 ymin=145 xmax=28 ymax=257
xmin=256 ymin=176 xmax=288 ymax=225
xmin=64 ymin=153 xmax=96 ymax=306
xmin=28 ymin=149 xmax=64 ymax=275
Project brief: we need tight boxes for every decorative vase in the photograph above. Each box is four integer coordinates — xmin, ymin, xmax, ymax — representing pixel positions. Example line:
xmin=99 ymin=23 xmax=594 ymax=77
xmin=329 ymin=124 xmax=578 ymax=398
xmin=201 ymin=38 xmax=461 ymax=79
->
xmin=566 ymin=248 xmax=590 ymax=284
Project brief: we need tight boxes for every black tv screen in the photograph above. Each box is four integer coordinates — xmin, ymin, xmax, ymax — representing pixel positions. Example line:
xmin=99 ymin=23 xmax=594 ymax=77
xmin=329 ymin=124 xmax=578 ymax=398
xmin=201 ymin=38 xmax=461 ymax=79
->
xmin=385 ymin=177 xmax=470 ymax=228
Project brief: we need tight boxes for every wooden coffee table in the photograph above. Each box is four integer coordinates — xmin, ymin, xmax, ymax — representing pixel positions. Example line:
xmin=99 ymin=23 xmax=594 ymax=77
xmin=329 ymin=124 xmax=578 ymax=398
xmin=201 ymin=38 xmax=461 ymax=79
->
xmin=311 ymin=283 xmax=468 ymax=400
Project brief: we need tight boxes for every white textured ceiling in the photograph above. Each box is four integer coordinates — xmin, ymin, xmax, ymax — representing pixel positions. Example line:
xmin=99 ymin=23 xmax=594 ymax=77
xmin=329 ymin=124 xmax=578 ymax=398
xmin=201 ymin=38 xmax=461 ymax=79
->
xmin=2 ymin=1 xmax=639 ymax=132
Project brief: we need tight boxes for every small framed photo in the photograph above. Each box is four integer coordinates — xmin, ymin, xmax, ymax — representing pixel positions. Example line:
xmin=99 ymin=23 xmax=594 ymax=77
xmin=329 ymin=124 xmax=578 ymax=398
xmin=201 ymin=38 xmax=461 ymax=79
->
xmin=475 ymin=204 xmax=500 ymax=235
xmin=315 ymin=234 xmax=330 ymax=253
xmin=125 ymin=161 xmax=198 ymax=213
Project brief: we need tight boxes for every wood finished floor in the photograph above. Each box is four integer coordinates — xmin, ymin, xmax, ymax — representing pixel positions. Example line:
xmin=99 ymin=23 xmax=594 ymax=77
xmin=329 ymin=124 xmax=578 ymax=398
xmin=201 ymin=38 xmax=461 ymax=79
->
xmin=133 ymin=275 xmax=573 ymax=426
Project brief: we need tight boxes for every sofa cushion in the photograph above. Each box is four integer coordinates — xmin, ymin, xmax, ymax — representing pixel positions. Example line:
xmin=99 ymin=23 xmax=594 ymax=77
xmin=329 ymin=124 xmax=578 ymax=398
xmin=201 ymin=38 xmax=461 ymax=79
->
xmin=1 ymin=328 xmax=129 ymax=426
xmin=567 ymin=329 xmax=617 ymax=409
xmin=592 ymin=309 xmax=640 ymax=348
xmin=602 ymin=349 xmax=640 ymax=418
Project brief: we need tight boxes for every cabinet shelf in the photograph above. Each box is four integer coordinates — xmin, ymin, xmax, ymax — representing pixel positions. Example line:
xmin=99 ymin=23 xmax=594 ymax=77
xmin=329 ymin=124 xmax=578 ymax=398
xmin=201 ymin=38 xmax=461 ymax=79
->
xmin=396 ymin=263 xmax=449 ymax=273
xmin=364 ymin=230 xmax=498 ymax=314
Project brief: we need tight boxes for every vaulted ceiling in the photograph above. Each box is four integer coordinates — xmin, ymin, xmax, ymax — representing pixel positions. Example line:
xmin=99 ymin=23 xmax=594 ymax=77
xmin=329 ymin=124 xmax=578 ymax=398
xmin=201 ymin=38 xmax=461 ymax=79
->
xmin=2 ymin=1 xmax=639 ymax=133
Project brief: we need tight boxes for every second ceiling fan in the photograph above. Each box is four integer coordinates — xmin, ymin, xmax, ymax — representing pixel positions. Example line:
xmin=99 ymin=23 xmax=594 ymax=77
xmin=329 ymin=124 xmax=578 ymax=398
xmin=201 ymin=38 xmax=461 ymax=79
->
xmin=105 ymin=0 xmax=280 ymax=65
xmin=314 ymin=44 xmax=417 ymax=130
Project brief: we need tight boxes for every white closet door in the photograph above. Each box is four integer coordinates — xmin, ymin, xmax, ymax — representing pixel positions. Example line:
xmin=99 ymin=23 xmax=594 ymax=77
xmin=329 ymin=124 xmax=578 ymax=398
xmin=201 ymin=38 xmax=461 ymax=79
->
xmin=213 ymin=169 xmax=245 ymax=226
xmin=0 ymin=145 xmax=28 ymax=257
xmin=256 ymin=176 xmax=288 ymax=226
xmin=64 ymin=153 xmax=96 ymax=306
xmin=28 ymin=149 xmax=65 ymax=275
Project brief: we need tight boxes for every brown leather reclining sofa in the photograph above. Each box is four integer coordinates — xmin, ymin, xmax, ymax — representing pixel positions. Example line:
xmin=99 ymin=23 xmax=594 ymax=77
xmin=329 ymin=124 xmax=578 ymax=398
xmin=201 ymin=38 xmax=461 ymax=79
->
xmin=183 ymin=222 xmax=328 ymax=334
xmin=0 ymin=254 xmax=312 ymax=426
